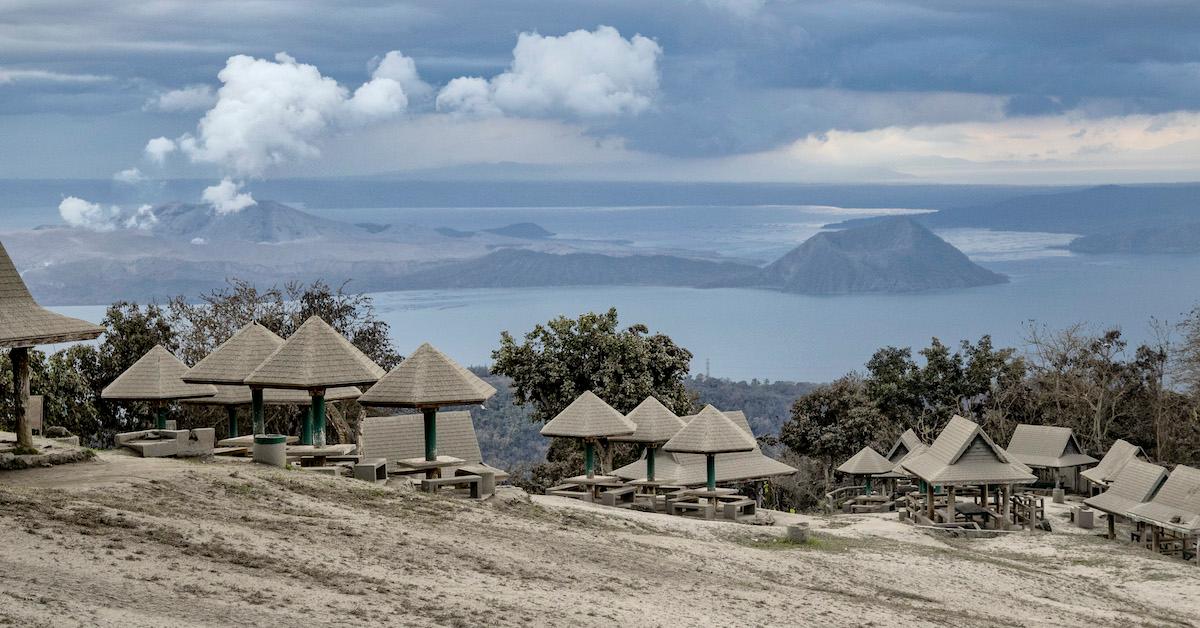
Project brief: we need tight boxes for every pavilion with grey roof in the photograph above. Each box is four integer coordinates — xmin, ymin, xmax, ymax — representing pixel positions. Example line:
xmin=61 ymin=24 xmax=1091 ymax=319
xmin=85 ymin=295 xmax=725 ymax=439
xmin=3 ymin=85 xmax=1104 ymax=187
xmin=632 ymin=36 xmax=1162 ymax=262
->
xmin=610 ymin=396 xmax=685 ymax=484
xmin=1006 ymin=424 xmax=1098 ymax=492
xmin=102 ymin=345 xmax=217 ymax=429
xmin=359 ymin=410 xmax=508 ymax=481
xmin=0 ymin=241 xmax=103 ymax=450
xmin=1084 ymin=458 xmax=1168 ymax=539
xmin=1126 ymin=465 xmax=1200 ymax=562
xmin=1081 ymin=439 xmax=1146 ymax=493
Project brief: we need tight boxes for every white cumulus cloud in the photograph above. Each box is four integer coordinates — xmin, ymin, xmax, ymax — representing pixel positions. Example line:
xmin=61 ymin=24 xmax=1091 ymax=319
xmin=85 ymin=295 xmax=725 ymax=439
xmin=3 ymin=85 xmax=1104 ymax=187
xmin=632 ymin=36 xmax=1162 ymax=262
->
xmin=177 ymin=51 xmax=416 ymax=178
xmin=124 ymin=204 xmax=158 ymax=229
xmin=58 ymin=197 xmax=121 ymax=231
xmin=112 ymin=167 xmax=145 ymax=184
xmin=436 ymin=26 xmax=661 ymax=118
xmin=144 ymin=136 xmax=177 ymax=164
xmin=145 ymin=84 xmax=216 ymax=112
xmin=370 ymin=51 xmax=432 ymax=102
xmin=202 ymin=177 xmax=256 ymax=214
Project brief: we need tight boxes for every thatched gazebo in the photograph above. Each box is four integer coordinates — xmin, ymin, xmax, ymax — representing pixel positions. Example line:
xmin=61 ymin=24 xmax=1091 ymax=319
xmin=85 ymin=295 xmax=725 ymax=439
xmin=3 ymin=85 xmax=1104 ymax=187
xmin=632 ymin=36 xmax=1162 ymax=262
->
xmin=183 ymin=321 xmax=360 ymax=440
xmin=1084 ymin=458 xmax=1168 ymax=539
xmin=0 ymin=241 xmax=103 ymax=451
xmin=244 ymin=316 xmax=384 ymax=447
xmin=610 ymin=396 xmax=685 ymax=483
xmin=837 ymin=446 xmax=894 ymax=494
xmin=357 ymin=343 xmax=496 ymax=478
xmin=663 ymin=405 xmax=756 ymax=491
xmin=901 ymin=415 xmax=1036 ymax=527
xmin=1006 ymin=424 xmax=1098 ymax=492
xmin=101 ymin=345 xmax=217 ymax=428
xmin=540 ymin=390 xmax=635 ymax=479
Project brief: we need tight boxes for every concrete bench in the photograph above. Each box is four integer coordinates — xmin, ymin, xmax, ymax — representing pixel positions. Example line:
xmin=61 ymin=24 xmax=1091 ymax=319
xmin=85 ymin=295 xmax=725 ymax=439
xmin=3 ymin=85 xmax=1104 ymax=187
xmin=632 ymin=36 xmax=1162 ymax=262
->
xmin=116 ymin=428 xmax=215 ymax=458
xmin=722 ymin=498 xmax=756 ymax=520
xmin=456 ymin=468 xmax=495 ymax=496
xmin=354 ymin=458 xmax=388 ymax=483
xmin=421 ymin=474 xmax=483 ymax=498
xmin=669 ymin=500 xmax=715 ymax=520
xmin=600 ymin=485 xmax=636 ymax=508
xmin=547 ymin=485 xmax=593 ymax=502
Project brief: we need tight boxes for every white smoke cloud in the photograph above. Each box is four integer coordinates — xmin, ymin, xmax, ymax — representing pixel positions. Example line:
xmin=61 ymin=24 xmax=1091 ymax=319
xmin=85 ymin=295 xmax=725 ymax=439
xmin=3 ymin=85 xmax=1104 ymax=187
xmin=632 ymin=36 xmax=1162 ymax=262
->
xmin=145 ymin=84 xmax=216 ymax=112
xmin=144 ymin=136 xmax=177 ymax=164
xmin=58 ymin=197 xmax=158 ymax=231
xmin=177 ymin=51 xmax=416 ymax=178
xmin=436 ymin=26 xmax=661 ymax=118
xmin=112 ymin=167 xmax=145 ymax=184
xmin=370 ymin=51 xmax=432 ymax=103
xmin=201 ymin=177 xmax=256 ymax=214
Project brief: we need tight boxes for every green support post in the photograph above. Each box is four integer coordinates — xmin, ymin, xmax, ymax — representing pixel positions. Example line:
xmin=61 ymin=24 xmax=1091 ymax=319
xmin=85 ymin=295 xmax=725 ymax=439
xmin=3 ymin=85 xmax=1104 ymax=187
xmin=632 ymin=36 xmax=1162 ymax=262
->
xmin=706 ymin=454 xmax=716 ymax=491
xmin=251 ymin=387 xmax=264 ymax=435
xmin=646 ymin=444 xmax=657 ymax=482
xmin=156 ymin=404 xmax=168 ymax=430
xmin=226 ymin=406 xmax=238 ymax=439
xmin=422 ymin=407 xmax=437 ymax=461
xmin=311 ymin=391 xmax=326 ymax=447
xmin=301 ymin=404 xmax=314 ymax=446
xmin=584 ymin=440 xmax=595 ymax=478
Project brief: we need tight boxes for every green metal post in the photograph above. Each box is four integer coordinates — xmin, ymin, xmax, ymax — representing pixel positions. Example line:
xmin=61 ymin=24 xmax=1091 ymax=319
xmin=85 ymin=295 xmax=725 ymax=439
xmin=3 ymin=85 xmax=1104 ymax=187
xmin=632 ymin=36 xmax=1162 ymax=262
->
xmin=866 ymin=478 xmax=873 ymax=494
xmin=423 ymin=407 xmax=437 ymax=461
xmin=156 ymin=404 xmax=168 ymax=430
xmin=646 ymin=444 xmax=657 ymax=482
xmin=584 ymin=441 xmax=595 ymax=478
xmin=706 ymin=454 xmax=716 ymax=491
xmin=312 ymin=392 xmax=326 ymax=447
xmin=226 ymin=406 xmax=238 ymax=438
xmin=301 ymin=404 xmax=314 ymax=445
xmin=251 ymin=387 xmax=264 ymax=435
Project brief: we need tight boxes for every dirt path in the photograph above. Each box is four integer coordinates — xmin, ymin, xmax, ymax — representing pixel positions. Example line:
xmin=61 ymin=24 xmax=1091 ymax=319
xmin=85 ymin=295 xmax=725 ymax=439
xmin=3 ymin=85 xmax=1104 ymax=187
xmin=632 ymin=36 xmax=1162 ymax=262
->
xmin=0 ymin=454 xmax=1196 ymax=627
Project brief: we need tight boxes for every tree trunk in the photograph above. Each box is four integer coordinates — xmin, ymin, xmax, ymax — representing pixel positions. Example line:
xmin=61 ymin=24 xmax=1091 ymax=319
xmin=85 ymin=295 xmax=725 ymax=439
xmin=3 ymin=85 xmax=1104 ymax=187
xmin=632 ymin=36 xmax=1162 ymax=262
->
xmin=11 ymin=348 xmax=32 ymax=451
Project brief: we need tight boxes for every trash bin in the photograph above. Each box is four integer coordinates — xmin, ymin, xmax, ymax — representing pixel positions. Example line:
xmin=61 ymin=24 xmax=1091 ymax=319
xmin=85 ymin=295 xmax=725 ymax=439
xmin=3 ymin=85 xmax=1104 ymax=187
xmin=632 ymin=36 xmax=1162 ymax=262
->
xmin=253 ymin=434 xmax=287 ymax=467
xmin=1052 ymin=488 xmax=1065 ymax=504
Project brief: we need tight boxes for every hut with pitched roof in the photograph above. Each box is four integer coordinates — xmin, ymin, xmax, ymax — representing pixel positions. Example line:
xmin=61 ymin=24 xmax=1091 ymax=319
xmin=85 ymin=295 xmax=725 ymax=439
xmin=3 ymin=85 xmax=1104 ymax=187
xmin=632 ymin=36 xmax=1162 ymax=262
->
xmin=1006 ymin=424 xmax=1098 ymax=493
xmin=901 ymin=415 xmax=1036 ymax=528
xmin=244 ymin=316 xmax=384 ymax=447
xmin=0 ymin=241 xmax=103 ymax=450
xmin=102 ymin=345 xmax=217 ymax=428
xmin=358 ymin=343 xmax=495 ymax=479
xmin=1081 ymin=439 xmax=1147 ymax=494
xmin=183 ymin=321 xmax=360 ymax=439
xmin=663 ymin=405 xmax=757 ymax=491
xmin=359 ymin=410 xmax=508 ymax=481
xmin=1126 ymin=465 xmax=1200 ymax=562
xmin=1084 ymin=458 xmax=1168 ymax=539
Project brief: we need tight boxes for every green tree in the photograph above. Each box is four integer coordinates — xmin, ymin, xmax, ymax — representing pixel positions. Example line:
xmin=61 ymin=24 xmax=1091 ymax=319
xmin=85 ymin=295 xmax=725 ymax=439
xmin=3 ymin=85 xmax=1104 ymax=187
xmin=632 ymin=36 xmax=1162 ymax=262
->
xmin=779 ymin=375 xmax=885 ymax=487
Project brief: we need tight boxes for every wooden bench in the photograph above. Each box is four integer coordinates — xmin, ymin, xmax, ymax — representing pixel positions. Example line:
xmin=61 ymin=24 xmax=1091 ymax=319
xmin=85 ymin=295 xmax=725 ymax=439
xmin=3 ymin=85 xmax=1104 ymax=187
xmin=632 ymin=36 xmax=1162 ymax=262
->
xmin=421 ymin=474 xmax=483 ymax=498
xmin=600 ymin=485 xmax=636 ymax=508
xmin=722 ymin=498 xmax=756 ymax=520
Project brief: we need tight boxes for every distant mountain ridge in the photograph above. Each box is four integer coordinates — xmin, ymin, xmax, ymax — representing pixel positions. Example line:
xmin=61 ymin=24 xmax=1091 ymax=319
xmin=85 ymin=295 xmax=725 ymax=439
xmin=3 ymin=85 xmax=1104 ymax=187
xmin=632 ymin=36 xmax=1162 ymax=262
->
xmin=147 ymin=200 xmax=368 ymax=243
xmin=754 ymin=217 xmax=1005 ymax=293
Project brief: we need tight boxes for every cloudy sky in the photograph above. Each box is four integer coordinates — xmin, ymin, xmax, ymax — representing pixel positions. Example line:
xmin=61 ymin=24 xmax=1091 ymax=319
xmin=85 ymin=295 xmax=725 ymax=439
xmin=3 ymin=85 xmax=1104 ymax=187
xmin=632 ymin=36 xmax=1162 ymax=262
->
xmin=4 ymin=0 xmax=1200 ymax=185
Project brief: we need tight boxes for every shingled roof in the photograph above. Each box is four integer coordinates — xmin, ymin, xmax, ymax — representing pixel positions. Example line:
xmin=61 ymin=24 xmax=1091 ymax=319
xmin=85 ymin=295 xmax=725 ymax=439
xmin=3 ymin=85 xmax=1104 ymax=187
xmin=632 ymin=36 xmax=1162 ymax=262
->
xmin=837 ymin=446 xmax=894 ymax=476
xmin=877 ymin=441 xmax=930 ymax=479
xmin=614 ymin=408 xmax=795 ymax=485
xmin=663 ymin=405 xmax=756 ymax=455
xmin=540 ymin=390 xmax=635 ymax=439
xmin=1081 ymin=439 xmax=1145 ymax=487
xmin=1006 ymin=424 xmax=1098 ymax=469
xmin=358 ymin=343 xmax=496 ymax=408
xmin=101 ymin=345 xmax=218 ymax=401
xmin=184 ymin=322 xmax=284 ymax=385
xmin=244 ymin=316 xmax=385 ymax=390
xmin=0 ymin=240 xmax=103 ymax=348
xmin=611 ymin=396 xmax=685 ymax=444
xmin=1127 ymin=465 xmax=1200 ymax=534
xmin=885 ymin=429 xmax=926 ymax=464
xmin=359 ymin=410 xmax=506 ymax=479
xmin=180 ymin=384 xmax=361 ymax=406
xmin=900 ymin=415 xmax=1036 ymax=486
xmin=1084 ymin=458 xmax=1168 ymax=516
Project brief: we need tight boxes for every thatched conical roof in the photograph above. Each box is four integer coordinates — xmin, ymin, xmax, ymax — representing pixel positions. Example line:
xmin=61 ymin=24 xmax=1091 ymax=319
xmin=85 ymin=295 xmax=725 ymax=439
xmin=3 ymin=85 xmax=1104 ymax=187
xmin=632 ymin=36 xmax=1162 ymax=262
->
xmin=358 ymin=343 xmax=496 ymax=408
xmin=663 ymin=405 xmax=756 ymax=455
xmin=837 ymin=446 xmax=894 ymax=476
xmin=184 ymin=322 xmax=284 ymax=385
xmin=0 ymin=241 xmax=103 ymax=348
xmin=540 ymin=390 xmax=635 ymax=439
xmin=611 ymin=396 xmax=685 ymax=444
xmin=244 ymin=316 xmax=385 ymax=390
xmin=180 ymin=384 xmax=361 ymax=406
xmin=101 ymin=345 xmax=217 ymax=401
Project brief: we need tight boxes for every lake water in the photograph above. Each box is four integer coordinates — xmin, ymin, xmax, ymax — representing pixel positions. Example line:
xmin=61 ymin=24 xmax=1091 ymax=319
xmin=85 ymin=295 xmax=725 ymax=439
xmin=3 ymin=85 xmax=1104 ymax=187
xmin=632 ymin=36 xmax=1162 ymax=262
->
xmin=17 ymin=193 xmax=1199 ymax=383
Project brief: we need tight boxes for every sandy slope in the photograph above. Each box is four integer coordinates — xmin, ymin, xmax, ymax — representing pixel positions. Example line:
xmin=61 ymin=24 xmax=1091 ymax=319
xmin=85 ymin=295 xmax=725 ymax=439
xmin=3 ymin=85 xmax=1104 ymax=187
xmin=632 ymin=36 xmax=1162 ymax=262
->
xmin=0 ymin=452 xmax=1196 ymax=627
